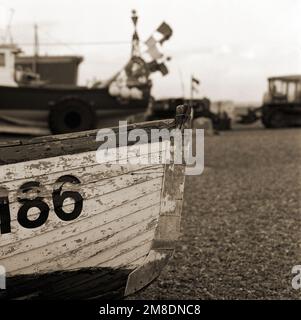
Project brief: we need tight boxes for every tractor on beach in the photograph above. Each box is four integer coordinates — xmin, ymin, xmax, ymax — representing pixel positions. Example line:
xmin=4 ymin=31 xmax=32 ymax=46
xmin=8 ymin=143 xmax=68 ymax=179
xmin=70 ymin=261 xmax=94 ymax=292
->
xmin=235 ymin=75 xmax=301 ymax=129
xmin=261 ymin=75 xmax=301 ymax=128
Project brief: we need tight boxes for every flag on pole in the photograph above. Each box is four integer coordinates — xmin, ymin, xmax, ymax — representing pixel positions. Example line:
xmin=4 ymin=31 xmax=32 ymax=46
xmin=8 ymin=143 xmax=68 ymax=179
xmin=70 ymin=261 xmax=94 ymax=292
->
xmin=145 ymin=36 xmax=157 ymax=49
xmin=146 ymin=60 xmax=158 ymax=72
xmin=146 ymin=44 xmax=163 ymax=60
xmin=192 ymin=76 xmax=200 ymax=86
xmin=147 ymin=60 xmax=169 ymax=76
xmin=156 ymin=22 xmax=173 ymax=43
xmin=157 ymin=63 xmax=169 ymax=76
xmin=142 ymin=21 xmax=173 ymax=75
xmin=191 ymin=75 xmax=201 ymax=99
xmin=145 ymin=35 xmax=164 ymax=60
xmin=191 ymin=76 xmax=200 ymax=93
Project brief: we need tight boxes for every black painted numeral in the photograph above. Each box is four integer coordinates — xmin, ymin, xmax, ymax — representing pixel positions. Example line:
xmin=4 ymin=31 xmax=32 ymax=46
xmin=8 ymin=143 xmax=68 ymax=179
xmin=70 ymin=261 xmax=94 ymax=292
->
xmin=0 ymin=187 xmax=11 ymax=234
xmin=52 ymin=175 xmax=83 ymax=221
xmin=0 ymin=176 xmax=83 ymax=235
xmin=17 ymin=181 xmax=50 ymax=229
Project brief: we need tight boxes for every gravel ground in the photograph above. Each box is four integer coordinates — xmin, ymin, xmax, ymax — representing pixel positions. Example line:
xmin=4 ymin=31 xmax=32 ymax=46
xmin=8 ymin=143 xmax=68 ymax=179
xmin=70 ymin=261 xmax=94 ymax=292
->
xmin=131 ymin=124 xmax=301 ymax=299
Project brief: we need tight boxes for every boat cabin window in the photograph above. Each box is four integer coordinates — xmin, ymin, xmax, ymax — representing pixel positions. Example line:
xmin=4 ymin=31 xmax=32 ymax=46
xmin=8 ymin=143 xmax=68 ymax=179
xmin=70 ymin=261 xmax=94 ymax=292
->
xmin=0 ymin=53 xmax=5 ymax=67
xmin=287 ymin=81 xmax=297 ymax=102
xmin=269 ymin=79 xmax=287 ymax=96
xmin=297 ymin=82 xmax=301 ymax=101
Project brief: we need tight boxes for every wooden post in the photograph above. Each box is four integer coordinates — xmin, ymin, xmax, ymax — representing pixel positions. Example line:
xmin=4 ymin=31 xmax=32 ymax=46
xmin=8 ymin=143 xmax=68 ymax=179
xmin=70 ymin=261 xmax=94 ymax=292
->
xmin=33 ymin=24 xmax=39 ymax=74
xmin=125 ymin=105 xmax=189 ymax=296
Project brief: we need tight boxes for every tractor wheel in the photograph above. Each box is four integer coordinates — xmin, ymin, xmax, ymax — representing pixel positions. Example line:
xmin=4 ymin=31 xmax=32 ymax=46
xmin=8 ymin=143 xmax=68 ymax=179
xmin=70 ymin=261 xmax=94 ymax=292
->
xmin=268 ymin=111 xmax=287 ymax=128
xmin=261 ymin=114 xmax=272 ymax=128
xmin=49 ymin=98 xmax=95 ymax=134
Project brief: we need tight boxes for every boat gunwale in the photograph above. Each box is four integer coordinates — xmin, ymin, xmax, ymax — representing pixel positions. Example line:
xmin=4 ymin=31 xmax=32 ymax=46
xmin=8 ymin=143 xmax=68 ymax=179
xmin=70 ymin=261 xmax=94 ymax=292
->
xmin=0 ymin=119 xmax=175 ymax=165
xmin=0 ymin=118 xmax=175 ymax=147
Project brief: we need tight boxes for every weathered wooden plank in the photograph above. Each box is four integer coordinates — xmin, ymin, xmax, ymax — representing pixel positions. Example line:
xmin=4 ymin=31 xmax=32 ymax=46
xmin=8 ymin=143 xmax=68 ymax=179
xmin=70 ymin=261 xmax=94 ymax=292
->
xmin=159 ymin=164 xmax=186 ymax=215
xmin=153 ymin=212 xmax=182 ymax=243
xmin=6 ymin=166 xmax=164 ymax=209
xmin=125 ymin=249 xmax=173 ymax=296
xmin=54 ymin=252 xmax=148 ymax=300
xmin=0 ymin=179 xmax=162 ymax=248
xmin=2 ymin=162 xmax=164 ymax=193
xmin=10 ymin=220 xmax=157 ymax=275
xmin=0 ymin=119 xmax=175 ymax=165
xmin=100 ymin=241 xmax=152 ymax=269
xmin=0 ymin=201 xmax=160 ymax=261
xmin=7 ymin=175 xmax=162 ymax=226
xmin=69 ymin=253 xmax=150 ymax=299
xmin=154 ymin=163 xmax=186 ymax=242
xmin=126 ymin=255 xmax=148 ymax=270
xmin=124 ymin=156 xmax=187 ymax=296
xmin=0 ymin=143 xmax=167 ymax=184
xmin=3 ymin=204 xmax=159 ymax=273
xmin=49 ymin=253 xmax=148 ymax=300
xmin=0 ymin=119 xmax=173 ymax=147
xmin=69 ymin=253 xmax=149 ymax=297
xmin=0 ymin=232 xmax=149 ymax=299
xmin=76 ymin=230 xmax=155 ymax=269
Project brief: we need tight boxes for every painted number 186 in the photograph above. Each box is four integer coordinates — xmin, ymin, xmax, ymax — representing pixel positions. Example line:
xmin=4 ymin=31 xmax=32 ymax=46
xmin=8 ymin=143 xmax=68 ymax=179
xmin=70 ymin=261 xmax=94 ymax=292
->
xmin=0 ymin=175 xmax=83 ymax=235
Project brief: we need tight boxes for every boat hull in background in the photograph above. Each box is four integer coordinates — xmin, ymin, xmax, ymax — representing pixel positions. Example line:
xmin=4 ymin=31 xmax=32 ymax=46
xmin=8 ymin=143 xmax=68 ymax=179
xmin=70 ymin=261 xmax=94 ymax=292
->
xmin=0 ymin=85 xmax=150 ymax=135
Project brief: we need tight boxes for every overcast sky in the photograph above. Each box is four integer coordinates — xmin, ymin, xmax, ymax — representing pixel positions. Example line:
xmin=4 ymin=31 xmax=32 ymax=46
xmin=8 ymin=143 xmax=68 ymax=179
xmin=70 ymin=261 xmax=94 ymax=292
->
xmin=0 ymin=0 xmax=300 ymax=102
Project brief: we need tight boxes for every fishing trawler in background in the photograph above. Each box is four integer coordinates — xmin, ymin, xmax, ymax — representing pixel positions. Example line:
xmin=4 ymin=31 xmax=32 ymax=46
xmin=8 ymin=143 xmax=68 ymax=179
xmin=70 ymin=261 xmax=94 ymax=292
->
xmin=0 ymin=10 xmax=173 ymax=135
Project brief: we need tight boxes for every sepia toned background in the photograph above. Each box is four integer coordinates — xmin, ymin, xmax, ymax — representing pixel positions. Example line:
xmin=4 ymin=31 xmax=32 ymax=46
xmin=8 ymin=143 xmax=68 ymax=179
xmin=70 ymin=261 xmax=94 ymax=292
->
xmin=1 ymin=0 xmax=300 ymax=102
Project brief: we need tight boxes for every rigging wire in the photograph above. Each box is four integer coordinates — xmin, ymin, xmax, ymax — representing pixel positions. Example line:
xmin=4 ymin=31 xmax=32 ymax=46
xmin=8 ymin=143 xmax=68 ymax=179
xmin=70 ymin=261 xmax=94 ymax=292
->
xmin=17 ymin=41 xmax=131 ymax=46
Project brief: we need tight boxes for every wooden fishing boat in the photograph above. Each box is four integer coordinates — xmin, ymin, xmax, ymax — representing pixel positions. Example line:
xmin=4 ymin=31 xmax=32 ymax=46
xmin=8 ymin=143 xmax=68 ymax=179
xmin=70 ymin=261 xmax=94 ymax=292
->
xmin=0 ymin=105 xmax=190 ymax=299
xmin=0 ymin=41 xmax=151 ymax=135
xmin=0 ymin=11 xmax=172 ymax=136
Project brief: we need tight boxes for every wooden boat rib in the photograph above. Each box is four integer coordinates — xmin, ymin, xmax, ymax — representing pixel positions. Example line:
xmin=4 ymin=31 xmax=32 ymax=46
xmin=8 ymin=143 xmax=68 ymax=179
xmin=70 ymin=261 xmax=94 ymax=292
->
xmin=0 ymin=105 xmax=190 ymax=299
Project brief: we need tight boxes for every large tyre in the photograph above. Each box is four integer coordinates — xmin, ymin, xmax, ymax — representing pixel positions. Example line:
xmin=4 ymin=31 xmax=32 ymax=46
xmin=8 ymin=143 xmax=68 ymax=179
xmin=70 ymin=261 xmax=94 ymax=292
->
xmin=261 ymin=115 xmax=272 ymax=128
xmin=263 ymin=111 xmax=287 ymax=129
xmin=49 ymin=98 xmax=95 ymax=134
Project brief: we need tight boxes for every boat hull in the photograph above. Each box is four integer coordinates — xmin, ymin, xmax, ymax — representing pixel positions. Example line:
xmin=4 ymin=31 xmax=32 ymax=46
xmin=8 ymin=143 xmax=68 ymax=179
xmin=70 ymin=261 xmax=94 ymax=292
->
xmin=0 ymin=119 xmax=186 ymax=299
xmin=0 ymin=85 xmax=150 ymax=134
xmin=3 ymin=267 xmax=130 ymax=299
xmin=0 ymin=85 xmax=148 ymax=111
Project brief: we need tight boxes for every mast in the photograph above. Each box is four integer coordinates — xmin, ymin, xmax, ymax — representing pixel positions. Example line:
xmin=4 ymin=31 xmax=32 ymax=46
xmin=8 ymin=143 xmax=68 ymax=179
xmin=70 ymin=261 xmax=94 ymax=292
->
xmin=33 ymin=23 xmax=39 ymax=74
xmin=5 ymin=8 xmax=15 ymax=44
xmin=131 ymin=10 xmax=140 ymax=58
